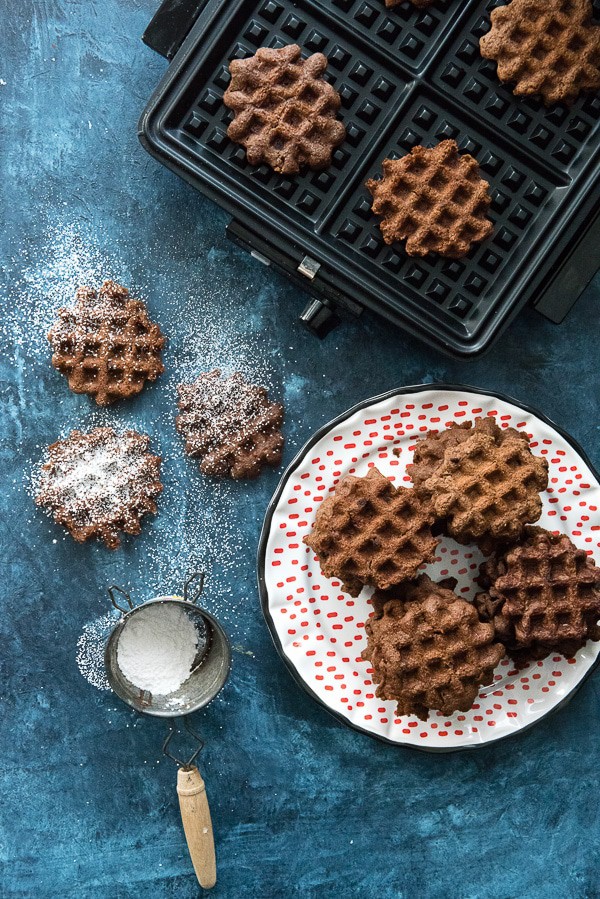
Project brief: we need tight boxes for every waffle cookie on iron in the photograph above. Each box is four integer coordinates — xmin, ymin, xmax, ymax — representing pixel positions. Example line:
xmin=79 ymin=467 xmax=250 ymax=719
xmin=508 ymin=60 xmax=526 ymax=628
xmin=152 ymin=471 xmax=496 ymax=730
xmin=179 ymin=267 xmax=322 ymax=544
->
xmin=175 ymin=369 xmax=284 ymax=479
xmin=407 ymin=418 xmax=548 ymax=552
xmin=48 ymin=281 xmax=165 ymax=405
xmin=475 ymin=527 xmax=600 ymax=666
xmin=303 ymin=467 xmax=438 ymax=597
xmin=366 ymin=140 xmax=493 ymax=258
xmin=480 ymin=0 xmax=600 ymax=106
xmin=223 ymin=44 xmax=345 ymax=174
xmin=362 ymin=575 xmax=505 ymax=721
xmin=35 ymin=427 xmax=163 ymax=549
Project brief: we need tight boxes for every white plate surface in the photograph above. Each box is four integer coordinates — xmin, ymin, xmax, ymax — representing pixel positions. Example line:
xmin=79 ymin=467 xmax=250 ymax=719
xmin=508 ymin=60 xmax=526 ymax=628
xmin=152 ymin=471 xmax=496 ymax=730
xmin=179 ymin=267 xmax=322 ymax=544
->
xmin=260 ymin=386 xmax=600 ymax=749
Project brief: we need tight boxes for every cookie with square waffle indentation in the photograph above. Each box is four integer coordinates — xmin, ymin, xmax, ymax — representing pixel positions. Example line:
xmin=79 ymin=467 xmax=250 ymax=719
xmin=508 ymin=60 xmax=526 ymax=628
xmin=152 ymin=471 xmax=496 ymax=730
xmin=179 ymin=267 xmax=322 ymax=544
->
xmin=362 ymin=574 xmax=505 ymax=720
xmin=408 ymin=418 xmax=549 ymax=551
xmin=303 ymin=467 xmax=438 ymax=597
xmin=366 ymin=140 xmax=494 ymax=258
xmin=475 ymin=527 xmax=600 ymax=665
xmin=480 ymin=0 xmax=600 ymax=106
xmin=48 ymin=281 xmax=165 ymax=406
xmin=176 ymin=369 xmax=284 ymax=479
xmin=35 ymin=427 xmax=163 ymax=549
xmin=223 ymin=44 xmax=346 ymax=174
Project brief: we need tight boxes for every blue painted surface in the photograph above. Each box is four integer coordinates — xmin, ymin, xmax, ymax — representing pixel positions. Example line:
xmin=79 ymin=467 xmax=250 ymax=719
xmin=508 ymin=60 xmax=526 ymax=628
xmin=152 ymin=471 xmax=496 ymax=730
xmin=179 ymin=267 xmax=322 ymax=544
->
xmin=1 ymin=2 xmax=599 ymax=897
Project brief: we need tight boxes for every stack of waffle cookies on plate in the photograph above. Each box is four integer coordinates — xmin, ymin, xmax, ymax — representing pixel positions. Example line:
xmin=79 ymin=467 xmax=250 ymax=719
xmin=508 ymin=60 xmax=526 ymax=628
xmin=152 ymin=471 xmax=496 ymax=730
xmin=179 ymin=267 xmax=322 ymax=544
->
xmin=304 ymin=417 xmax=600 ymax=721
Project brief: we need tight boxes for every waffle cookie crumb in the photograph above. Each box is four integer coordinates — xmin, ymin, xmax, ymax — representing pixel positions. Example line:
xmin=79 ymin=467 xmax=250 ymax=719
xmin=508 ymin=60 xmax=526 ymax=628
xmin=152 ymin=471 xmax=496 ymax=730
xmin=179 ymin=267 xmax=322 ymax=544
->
xmin=175 ymin=369 xmax=284 ymax=479
xmin=223 ymin=44 xmax=346 ymax=174
xmin=48 ymin=281 xmax=165 ymax=405
xmin=480 ymin=0 xmax=600 ymax=106
xmin=35 ymin=427 xmax=163 ymax=549
xmin=362 ymin=575 xmax=505 ymax=720
xmin=303 ymin=466 xmax=438 ymax=597
xmin=366 ymin=140 xmax=493 ymax=258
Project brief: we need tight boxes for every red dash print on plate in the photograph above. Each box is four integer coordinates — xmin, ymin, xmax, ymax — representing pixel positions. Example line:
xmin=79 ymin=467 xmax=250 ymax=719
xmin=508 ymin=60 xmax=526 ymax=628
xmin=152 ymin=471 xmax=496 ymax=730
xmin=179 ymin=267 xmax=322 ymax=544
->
xmin=264 ymin=389 xmax=600 ymax=750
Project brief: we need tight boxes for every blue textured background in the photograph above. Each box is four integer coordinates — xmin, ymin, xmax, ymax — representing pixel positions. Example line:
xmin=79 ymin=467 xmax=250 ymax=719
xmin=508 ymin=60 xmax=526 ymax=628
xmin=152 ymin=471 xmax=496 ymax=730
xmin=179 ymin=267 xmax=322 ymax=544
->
xmin=1 ymin=2 xmax=599 ymax=897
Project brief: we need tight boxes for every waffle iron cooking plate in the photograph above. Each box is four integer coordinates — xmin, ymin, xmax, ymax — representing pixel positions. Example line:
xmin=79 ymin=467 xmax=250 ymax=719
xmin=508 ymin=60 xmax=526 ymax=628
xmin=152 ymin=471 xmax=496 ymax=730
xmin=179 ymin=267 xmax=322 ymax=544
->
xmin=139 ymin=0 xmax=600 ymax=356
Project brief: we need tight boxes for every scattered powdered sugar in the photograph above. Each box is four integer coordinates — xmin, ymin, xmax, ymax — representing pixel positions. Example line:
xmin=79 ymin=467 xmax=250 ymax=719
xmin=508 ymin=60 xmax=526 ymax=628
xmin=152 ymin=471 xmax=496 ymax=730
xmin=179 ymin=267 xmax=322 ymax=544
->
xmin=76 ymin=611 xmax=119 ymax=691
xmin=1 ymin=222 xmax=128 ymax=357
xmin=116 ymin=604 xmax=200 ymax=695
xmin=136 ymin=247 xmax=281 ymax=633
xmin=4 ymin=220 xmax=282 ymax=690
xmin=161 ymin=278 xmax=275 ymax=390
xmin=140 ymin=476 xmax=253 ymax=637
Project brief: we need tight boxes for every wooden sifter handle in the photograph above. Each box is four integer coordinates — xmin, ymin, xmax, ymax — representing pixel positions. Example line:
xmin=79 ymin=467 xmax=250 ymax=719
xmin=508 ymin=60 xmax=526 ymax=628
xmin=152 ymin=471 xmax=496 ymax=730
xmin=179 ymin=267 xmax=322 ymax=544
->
xmin=176 ymin=766 xmax=217 ymax=889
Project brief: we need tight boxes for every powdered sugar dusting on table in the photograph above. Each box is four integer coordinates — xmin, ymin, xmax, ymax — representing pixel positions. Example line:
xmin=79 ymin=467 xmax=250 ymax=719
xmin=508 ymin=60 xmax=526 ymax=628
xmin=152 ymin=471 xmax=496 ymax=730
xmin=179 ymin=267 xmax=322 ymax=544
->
xmin=76 ymin=612 xmax=118 ymax=691
xmin=1 ymin=222 xmax=127 ymax=357
xmin=2 ymin=220 xmax=281 ymax=690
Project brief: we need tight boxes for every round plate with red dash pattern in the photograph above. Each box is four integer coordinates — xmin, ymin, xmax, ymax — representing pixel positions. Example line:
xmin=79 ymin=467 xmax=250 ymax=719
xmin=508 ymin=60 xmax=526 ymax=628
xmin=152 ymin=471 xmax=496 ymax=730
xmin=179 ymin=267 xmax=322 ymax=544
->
xmin=258 ymin=384 xmax=600 ymax=751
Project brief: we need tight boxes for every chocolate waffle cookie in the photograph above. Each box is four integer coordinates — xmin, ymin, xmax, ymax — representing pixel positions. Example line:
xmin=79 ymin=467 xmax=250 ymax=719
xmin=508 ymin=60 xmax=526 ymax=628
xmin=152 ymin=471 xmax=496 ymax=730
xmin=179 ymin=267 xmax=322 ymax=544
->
xmin=48 ymin=281 xmax=165 ymax=406
xmin=223 ymin=44 xmax=346 ymax=174
xmin=35 ymin=427 xmax=163 ymax=549
xmin=303 ymin=467 xmax=438 ymax=597
xmin=480 ymin=0 xmax=600 ymax=106
xmin=476 ymin=527 xmax=600 ymax=665
xmin=408 ymin=418 xmax=548 ymax=551
xmin=366 ymin=140 xmax=493 ymax=258
xmin=362 ymin=575 xmax=504 ymax=720
xmin=175 ymin=369 xmax=284 ymax=479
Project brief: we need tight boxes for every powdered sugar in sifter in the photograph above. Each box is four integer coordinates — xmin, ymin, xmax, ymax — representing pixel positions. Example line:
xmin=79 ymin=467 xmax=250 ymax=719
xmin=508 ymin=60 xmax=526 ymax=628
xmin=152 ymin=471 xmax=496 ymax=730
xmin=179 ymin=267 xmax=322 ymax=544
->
xmin=104 ymin=572 xmax=231 ymax=889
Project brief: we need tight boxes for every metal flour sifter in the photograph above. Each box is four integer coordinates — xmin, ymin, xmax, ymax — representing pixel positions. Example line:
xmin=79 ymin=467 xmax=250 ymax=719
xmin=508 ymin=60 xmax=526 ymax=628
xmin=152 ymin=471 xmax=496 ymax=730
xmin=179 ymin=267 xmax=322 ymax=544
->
xmin=104 ymin=572 xmax=231 ymax=889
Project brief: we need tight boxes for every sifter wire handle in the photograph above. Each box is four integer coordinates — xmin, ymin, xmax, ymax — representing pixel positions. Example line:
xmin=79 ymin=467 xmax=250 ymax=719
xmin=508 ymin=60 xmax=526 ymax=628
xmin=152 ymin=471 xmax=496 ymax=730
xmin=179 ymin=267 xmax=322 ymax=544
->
xmin=177 ymin=765 xmax=217 ymax=889
xmin=183 ymin=571 xmax=205 ymax=605
xmin=108 ymin=585 xmax=133 ymax=613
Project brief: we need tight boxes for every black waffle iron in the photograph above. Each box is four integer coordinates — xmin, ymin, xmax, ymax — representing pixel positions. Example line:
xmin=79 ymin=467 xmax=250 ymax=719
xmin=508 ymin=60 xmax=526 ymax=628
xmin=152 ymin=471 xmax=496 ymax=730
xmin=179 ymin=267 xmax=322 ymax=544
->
xmin=139 ymin=0 xmax=600 ymax=356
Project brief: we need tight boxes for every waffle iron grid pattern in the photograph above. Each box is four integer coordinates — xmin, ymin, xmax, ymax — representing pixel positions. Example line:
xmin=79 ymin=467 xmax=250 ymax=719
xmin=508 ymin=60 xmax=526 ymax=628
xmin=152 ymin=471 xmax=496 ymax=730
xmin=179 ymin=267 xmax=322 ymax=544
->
xmin=433 ymin=0 xmax=600 ymax=174
xmin=162 ymin=0 xmax=600 ymax=341
xmin=181 ymin=1 xmax=409 ymax=224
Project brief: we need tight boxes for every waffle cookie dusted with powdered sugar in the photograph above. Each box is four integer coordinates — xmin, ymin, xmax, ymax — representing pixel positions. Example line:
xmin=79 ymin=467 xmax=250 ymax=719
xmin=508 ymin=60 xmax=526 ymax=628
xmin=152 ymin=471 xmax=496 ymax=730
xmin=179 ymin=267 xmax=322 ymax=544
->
xmin=35 ymin=427 xmax=163 ymax=549
xmin=48 ymin=281 xmax=165 ymax=405
xmin=362 ymin=575 xmax=505 ymax=721
xmin=176 ymin=369 xmax=284 ymax=479
xmin=303 ymin=466 xmax=438 ymax=597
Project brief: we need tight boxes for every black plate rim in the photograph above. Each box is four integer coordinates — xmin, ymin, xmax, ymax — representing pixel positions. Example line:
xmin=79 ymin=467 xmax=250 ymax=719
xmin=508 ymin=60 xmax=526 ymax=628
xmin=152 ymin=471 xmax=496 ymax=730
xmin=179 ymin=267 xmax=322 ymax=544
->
xmin=257 ymin=381 xmax=600 ymax=753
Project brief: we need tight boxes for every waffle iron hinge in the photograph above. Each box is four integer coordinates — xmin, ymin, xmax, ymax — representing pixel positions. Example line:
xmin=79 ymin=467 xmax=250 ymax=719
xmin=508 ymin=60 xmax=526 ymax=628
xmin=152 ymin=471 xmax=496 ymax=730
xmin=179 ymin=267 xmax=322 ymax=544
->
xmin=226 ymin=219 xmax=363 ymax=338
xmin=532 ymin=205 xmax=600 ymax=324
xmin=142 ymin=0 xmax=209 ymax=60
